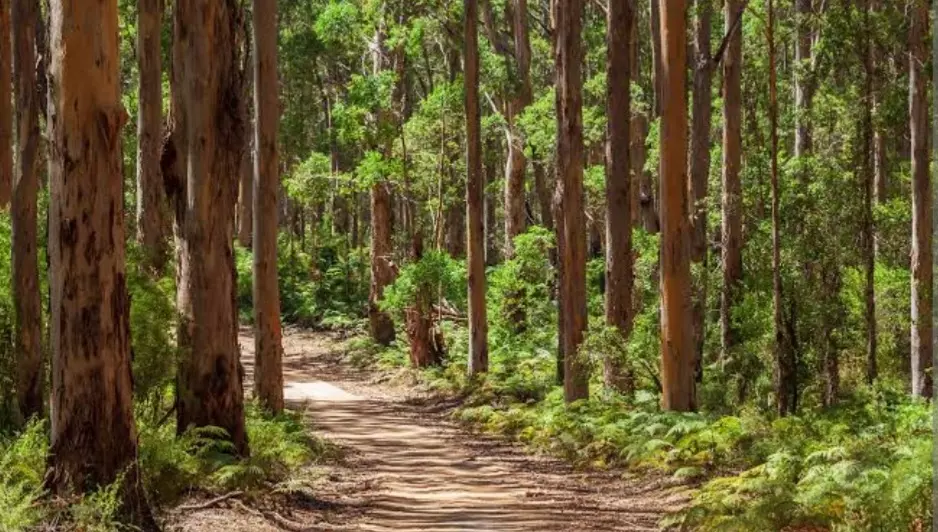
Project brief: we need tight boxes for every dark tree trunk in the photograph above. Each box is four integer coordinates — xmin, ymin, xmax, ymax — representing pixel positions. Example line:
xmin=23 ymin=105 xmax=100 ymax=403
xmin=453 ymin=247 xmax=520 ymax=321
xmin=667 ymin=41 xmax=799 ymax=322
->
xmin=0 ymin=0 xmax=11 ymax=208
xmin=720 ymin=0 xmax=743 ymax=359
xmin=11 ymin=0 xmax=43 ymax=423
xmin=554 ymin=0 xmax=588 ymax=403
xmin=465 ymin=0 xmax=489 ymax=375
xmin=603 ymin=0 xmax=634 ymax=394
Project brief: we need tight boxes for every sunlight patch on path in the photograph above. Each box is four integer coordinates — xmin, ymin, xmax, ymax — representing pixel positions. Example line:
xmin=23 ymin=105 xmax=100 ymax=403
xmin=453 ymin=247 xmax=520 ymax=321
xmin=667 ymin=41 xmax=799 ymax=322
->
xmin=285 ymin=381 xmax=362 ymax=402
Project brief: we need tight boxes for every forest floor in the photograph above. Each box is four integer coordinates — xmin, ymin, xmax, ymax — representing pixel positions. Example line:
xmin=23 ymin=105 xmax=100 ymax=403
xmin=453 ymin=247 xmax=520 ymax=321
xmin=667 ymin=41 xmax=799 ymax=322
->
xmin=165 ymin=328 xmax=688 ymax=531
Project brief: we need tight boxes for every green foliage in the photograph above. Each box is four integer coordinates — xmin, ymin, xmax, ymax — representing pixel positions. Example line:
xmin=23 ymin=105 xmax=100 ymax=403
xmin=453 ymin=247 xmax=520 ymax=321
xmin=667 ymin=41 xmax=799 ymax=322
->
xmin=380 ymin=250 xmax=467 ymax=322
xmin=137 ymin=401 xmax=328 ymax=504
xmin=126 ymin=244 xmax=178 ymax=404
xmin=0 ymin=421 xmax=47 ymax=531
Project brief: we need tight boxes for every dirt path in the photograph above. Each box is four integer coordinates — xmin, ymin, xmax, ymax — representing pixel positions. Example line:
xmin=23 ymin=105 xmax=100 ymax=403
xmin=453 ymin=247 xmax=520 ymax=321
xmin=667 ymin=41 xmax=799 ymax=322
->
xmin=170 ymin=329 xmax=686 ymax=531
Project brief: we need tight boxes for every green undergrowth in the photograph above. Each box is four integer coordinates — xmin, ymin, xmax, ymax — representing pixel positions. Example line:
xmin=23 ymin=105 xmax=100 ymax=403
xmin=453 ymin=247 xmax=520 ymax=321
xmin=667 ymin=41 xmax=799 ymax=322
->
xmin=0 ymin=404 xmax=334 ymax=531
xmin=346 ymin=333 xmax=932 ymax=531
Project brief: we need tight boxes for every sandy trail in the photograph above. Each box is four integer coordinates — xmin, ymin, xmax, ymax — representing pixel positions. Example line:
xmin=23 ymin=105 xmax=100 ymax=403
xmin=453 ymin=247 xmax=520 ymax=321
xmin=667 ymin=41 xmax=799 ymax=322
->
xmin=171 ymin=328 xmax=684 ymax=531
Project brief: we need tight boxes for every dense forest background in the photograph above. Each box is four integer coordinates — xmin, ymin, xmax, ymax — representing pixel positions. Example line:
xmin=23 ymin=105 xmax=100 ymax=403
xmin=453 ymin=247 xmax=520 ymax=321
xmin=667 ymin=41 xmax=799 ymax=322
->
xmin=0 ymin=0 xmax=933 ymax=530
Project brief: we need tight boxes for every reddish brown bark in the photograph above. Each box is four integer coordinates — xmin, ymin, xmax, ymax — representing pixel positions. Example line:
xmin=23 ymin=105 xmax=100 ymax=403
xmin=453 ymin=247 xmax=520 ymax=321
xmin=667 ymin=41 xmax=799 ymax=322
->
xmin=135 ymin=0 xmax=168 ymax=271
xmin=47 ymin=0 xmax=154 ymax=525
xmin=172 ymin=0 xmax=249 ymax=454
xmin=720 ymin=0 xmax=743 ymax=357
xmin=0 ymin=0 xmax=11 ymax=208
xmin=252 ymin=0 xmax=284 ymax=414
xmin=465 ymin=0 xmax=489 ymax=375
xmin=11 ymin=0 xmax=43 ymax=423
xmin=554 ymin=0 xmax=588 ymax=403
xmin=658 ymin=0 xmax=694 ymax=411
xmin=603 ymin=0 xmax=634 ymax=393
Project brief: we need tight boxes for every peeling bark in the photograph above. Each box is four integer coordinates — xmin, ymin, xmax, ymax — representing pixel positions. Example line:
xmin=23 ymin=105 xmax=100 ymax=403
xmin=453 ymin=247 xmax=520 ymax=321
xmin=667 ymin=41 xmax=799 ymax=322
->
xmin=47 ymin=0 xmax=154 ymax=525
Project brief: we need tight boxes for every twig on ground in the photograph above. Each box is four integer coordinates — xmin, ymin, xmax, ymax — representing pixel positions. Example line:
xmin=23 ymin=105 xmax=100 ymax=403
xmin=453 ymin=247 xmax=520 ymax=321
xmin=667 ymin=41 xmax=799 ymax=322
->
xmin=178 ymin=490 xmax=244 ymax=511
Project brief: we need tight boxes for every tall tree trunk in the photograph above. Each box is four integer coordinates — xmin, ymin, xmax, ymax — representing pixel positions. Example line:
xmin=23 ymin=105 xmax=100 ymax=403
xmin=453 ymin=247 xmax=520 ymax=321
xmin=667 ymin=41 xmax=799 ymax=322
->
xmin=173 ymin=0 xmax=249 ymax=454
xmin=238 ymin=32 xmax=254 ymax=248
xmin=603 ymin=0 xmax=634 ymax=393
xmin=689 ymin=0 xmax=712 ymax=386
xmin=465 ymin=0 xmax=489 ymax=376
xmin=252 ymin=0 xmax=284 ymax=414
xmin=649 ymin=0 xmax=663 ymax=117
xmin=238 ymin=139 xmax=253 ymax=247
xmin=767 ymin=0 xmax=794 ymax=416
xmin=135 ymin=0 xmax=167 ymax=271
xmin=861 ymin=0 xmax=877 ymax=384
xmin=502 ymin=0 xmax=533 ymax=256
xmin=533 ymin=159 xmax=554 ymax=230
xmin=0 ymin=0 xmax=11 ymax=208
xmin=554 ymin=0 xmax=588 ymax=403
xmin=46 ymin=0 xmax=154 ymax=525
xmin=369 ymin=18 xmax=399 ymax=347
xmin=689 ymin=0 xmax=711 ymax=263
xmin=720 ymin=0 xmax=743 ymax=358
xmin=909 ymin=0 xmax=932 ymax=398
xmin=794 ymin=0 xmax=814 ymax=164
xmin=658 ymin=0 xmax=694 ymax=412
xmin=11 ymin=0 xmax=43 ymax=423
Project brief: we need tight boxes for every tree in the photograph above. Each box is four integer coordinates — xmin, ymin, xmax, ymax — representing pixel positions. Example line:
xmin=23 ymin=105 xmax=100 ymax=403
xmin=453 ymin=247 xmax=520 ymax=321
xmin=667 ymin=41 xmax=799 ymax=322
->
xmin=368 ymin=10 xmax=397 ymax=347
xmin=554 ymin=0 xmax=588 ymax=403
xmin=135 ymin=0 xmax=167 ymax=271
xmin=689 ymin=0 xmax=712 ymax=386
xmin=794 ymin=0 xmax=815 ymax=163
xmin=11 ymin=0 xmax=43 ymax=423
xmin=658 ymin=0 xmax=694 ymax=411
xmin=767 ymin=0 xmax=794 ymax=416
xmin=603 ymin=0 xmax=633 ymax=392
xmin=908 ymin=0 xmax=931 ymax=398
xmin=465 ymin=0 xmax=489 ymax=376
xmin=253 ymin=0 xmax=284 ymax=414
xmin=171 ymin=0 xmax=249 ymax=454
xmin=0 ymin=0 xmax=11 ymax=208
xmin=238 ymin=36 xmax=254 ymax=249
xmin=46 ymin=0 xmax=154 ymax=525
xmin=481 ymin=0 xmax=533 ymax=256
xmin=720 ymin=0 xmax=743 ymax=358
xmin=860 ymin=0 xmax=876 ymax=384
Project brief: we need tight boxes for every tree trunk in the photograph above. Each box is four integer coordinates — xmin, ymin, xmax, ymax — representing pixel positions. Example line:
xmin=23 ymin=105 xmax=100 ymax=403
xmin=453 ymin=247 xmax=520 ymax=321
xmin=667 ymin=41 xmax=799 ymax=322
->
xmin=658 ymin=0 xmax=694 ymax=412
xmin=861 ymin=0 xmax=876 ymax=384
xmin=238 ymin=31 xmax=254 ymax=249
xmin=0 ymin=0 xmax=11 ymax=208
xmin=252 ymin=0 xmax=284 ymax=414
xmin=603 ymin=0 xmax=634 ymax=394
xmin=368 ymin=18 xmax=398 ymax=347
xmin=767 ymin=0 xmax=794 ymax=416
xmin=649 ymin=0 xmax=663 ymax=117
xmin=465 ymin=0 xmax=488 ymax=375
xmin=720 ymin=0 xmax=743 ymax=358
xmin=11 ymin=0 xmax=43 ymax=423
xmin=502 ymin=0 xmax=533 ymax=256
xmin=794 ymin=0 xmax=814 ymax=164
xmin=484 ymin=136 xmax=500 ymax=265
xmin=135 ymin=0 xmax=167 ymax=271
xmin=46 ymin=0 xmax=154 ymax=525
xmin=238 ymin=138 xmax=253 ymax=247
xmin=689 ymin=0 xmax=711 ymax=263
xmin=172 ymin=0 xmax=249 ymax=455
xmin=533 ymin=159 xmax=554 ymax=230
xmin=554 ymin=0 xmax=588 ymax=403
xmin=909 ymin=0 xmax=932 ymax=398
xmin=689 ymin=0 xmax=712 ymax=387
